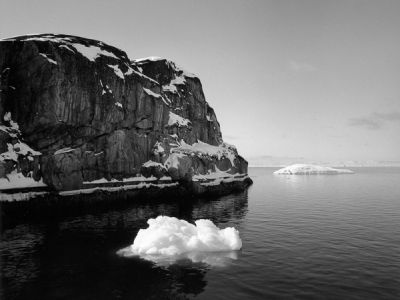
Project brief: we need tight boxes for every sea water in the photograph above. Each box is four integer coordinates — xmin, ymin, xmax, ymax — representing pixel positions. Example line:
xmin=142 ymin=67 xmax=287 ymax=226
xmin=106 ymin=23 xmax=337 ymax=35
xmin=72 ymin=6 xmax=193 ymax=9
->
xmin=1 ymin=167 xmax=400 ymax=299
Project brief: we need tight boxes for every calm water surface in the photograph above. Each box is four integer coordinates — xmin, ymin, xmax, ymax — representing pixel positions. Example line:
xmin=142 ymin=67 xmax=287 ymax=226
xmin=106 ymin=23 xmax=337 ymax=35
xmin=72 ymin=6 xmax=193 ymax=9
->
xmin=1 ymin=167 xmax=400 ymax=299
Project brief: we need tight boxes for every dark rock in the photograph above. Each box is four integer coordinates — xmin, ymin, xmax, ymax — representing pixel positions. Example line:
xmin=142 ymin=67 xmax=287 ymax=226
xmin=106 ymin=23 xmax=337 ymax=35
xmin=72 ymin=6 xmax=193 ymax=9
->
xmin=41 ymin=149 xmax=83 ymax=190
xmin=140 ymin=161 xmax=168 ymax=179
xmin=0 ymin=34 xmax=249 ymax=192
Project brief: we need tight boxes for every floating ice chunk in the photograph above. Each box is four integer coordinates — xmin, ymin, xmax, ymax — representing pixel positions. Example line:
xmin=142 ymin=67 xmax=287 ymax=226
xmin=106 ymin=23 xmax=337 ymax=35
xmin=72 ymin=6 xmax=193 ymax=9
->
xmin=117 ymin=216 xmax=242 ymax=266
xmin=274 ymin=164 xmax=354 ymax=175
xmin=121 ymin=216 xmax=242 ymax=258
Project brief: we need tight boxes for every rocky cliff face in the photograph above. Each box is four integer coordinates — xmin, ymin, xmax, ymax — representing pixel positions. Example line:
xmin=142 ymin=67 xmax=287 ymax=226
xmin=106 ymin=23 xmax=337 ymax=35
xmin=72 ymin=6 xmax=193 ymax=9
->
xmin=0 ymin=34 xmax=249 ymax=192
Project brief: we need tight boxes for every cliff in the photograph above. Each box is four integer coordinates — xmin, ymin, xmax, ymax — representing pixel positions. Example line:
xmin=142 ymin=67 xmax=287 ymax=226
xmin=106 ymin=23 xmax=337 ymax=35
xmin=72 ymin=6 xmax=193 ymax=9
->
xmin=0 ymin=34 xmax=251 ymax=200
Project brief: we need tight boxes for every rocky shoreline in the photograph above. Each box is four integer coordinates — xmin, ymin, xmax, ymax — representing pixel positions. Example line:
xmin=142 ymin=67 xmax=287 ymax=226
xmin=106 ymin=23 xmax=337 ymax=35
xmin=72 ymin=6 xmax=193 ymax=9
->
xmin=1 ymin=176 xmax=252 ymax=226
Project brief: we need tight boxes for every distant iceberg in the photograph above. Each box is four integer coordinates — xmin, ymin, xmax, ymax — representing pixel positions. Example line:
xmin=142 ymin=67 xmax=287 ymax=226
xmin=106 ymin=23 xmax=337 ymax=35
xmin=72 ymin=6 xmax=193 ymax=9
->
xmin=274 ymin=164 xmax=354 ymax=175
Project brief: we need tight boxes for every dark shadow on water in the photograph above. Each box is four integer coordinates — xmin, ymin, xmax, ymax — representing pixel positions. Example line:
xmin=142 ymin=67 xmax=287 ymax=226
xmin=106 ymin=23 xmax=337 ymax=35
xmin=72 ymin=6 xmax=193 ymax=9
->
xmin=1 ymin=189 xmax=249 ymax=230
xmin=0 ymin=190 xmax=248 ymax=300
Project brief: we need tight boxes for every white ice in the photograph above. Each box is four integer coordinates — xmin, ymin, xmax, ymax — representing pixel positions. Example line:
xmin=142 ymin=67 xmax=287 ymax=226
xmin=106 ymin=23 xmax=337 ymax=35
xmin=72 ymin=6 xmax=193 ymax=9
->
xmin=120 ymin=216 xmax=242 ymax=258
xmin=274 ymin=164 xmax=354 ymax=175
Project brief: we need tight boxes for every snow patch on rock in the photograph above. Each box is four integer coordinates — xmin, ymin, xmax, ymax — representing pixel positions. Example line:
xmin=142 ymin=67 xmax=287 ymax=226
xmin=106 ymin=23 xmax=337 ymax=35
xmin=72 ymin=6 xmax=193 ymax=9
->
xmin=168 ymin=112 xmax=191 ymax=127
xmin=174 ymin=141 xmax=237 ymax=166
xmin=132 ymin=56 xmax=163 ymax=63
xmin=143 ymin=87 xmax=162 ymax=98
xmin=142 ymin=160 xmax=167 ymax=169
xmin=1 ymin=142 xmax=41 ymax=162
xmin=107 ymin=64 xmax=125 ymax=79
xmin=83 ymin=175 xmax=159 ymax=184
xmin=54 ymin=147 xmax=74 ymax=155
xmin=72 ymin=43 xmax=119 ymax=61
xmin=59 ymin=182 xmax=178 ymax=196
xmin=39 ymin=53 xmax=57 ymax=65
xmin=0 ymin=171 xmax=47 ymax=190
xmin=164 ymin=152 xmax=186 ymax=169
xmin=153 ymin=142 xmax=165 ymax=155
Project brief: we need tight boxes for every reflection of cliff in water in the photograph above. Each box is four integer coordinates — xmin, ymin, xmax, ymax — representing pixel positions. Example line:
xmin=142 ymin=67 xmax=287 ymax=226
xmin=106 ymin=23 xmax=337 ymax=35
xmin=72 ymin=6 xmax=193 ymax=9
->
xmin=0 ymin=191 xmax=249 ymax=299
xmin=191 ymin=190 xmax=249 ymax=225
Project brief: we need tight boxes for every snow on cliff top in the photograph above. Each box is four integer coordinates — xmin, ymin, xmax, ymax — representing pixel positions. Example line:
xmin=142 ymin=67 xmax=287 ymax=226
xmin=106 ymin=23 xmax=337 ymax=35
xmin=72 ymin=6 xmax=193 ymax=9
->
xmin=2 ymin=34 xmax=128 ymax=62
xmin=274 ymin=164 xmax=354 ymax=175
xmin=132 ymin=56 xmax=163 ymax=63
xmin=133 ymin=56 xmax=198 ymax=79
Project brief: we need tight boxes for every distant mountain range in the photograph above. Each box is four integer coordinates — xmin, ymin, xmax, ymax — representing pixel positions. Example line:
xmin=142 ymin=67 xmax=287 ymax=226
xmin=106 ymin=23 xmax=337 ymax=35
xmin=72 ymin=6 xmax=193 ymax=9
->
xmin=248 ymin=156 xmax=400 ymax=167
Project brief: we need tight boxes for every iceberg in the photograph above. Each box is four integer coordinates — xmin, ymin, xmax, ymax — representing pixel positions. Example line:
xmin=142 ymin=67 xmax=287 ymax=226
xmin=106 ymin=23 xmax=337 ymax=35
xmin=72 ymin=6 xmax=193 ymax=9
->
xmin=274 ymin=164 xmax=354 ymax=175
xmin=117 ymin=216 xmax=242 ymax=265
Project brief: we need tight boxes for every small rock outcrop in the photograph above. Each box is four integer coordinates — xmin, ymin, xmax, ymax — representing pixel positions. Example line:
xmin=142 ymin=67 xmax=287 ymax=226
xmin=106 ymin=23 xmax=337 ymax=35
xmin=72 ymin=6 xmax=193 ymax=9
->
xmin=0 ymin=34 xmax=250 ymax=195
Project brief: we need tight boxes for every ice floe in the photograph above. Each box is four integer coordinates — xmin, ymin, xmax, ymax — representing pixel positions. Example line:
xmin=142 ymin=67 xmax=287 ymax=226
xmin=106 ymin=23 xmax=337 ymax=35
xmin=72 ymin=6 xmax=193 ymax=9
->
xmin=117 ymin=216 xmax=242 ymax=265
xmin=274 ymin=164 xmax=354 ymax=175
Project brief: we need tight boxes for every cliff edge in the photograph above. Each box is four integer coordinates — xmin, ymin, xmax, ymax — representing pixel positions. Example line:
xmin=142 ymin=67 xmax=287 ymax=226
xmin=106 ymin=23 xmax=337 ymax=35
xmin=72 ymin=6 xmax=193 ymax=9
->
xmin=0 ymin=34 xmax=251 ymax=201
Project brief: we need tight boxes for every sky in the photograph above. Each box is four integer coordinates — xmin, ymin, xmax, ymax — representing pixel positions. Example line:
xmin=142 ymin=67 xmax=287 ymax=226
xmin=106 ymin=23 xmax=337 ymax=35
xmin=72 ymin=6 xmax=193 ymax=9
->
xmin=1 ymin=0 xmax=400 ymax=165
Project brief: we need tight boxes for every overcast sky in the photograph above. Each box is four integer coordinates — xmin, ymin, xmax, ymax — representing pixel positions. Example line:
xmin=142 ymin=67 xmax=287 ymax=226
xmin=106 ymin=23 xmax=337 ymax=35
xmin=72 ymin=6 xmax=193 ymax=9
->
xmin=1 ymin=0 xmax=399 ymax=164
